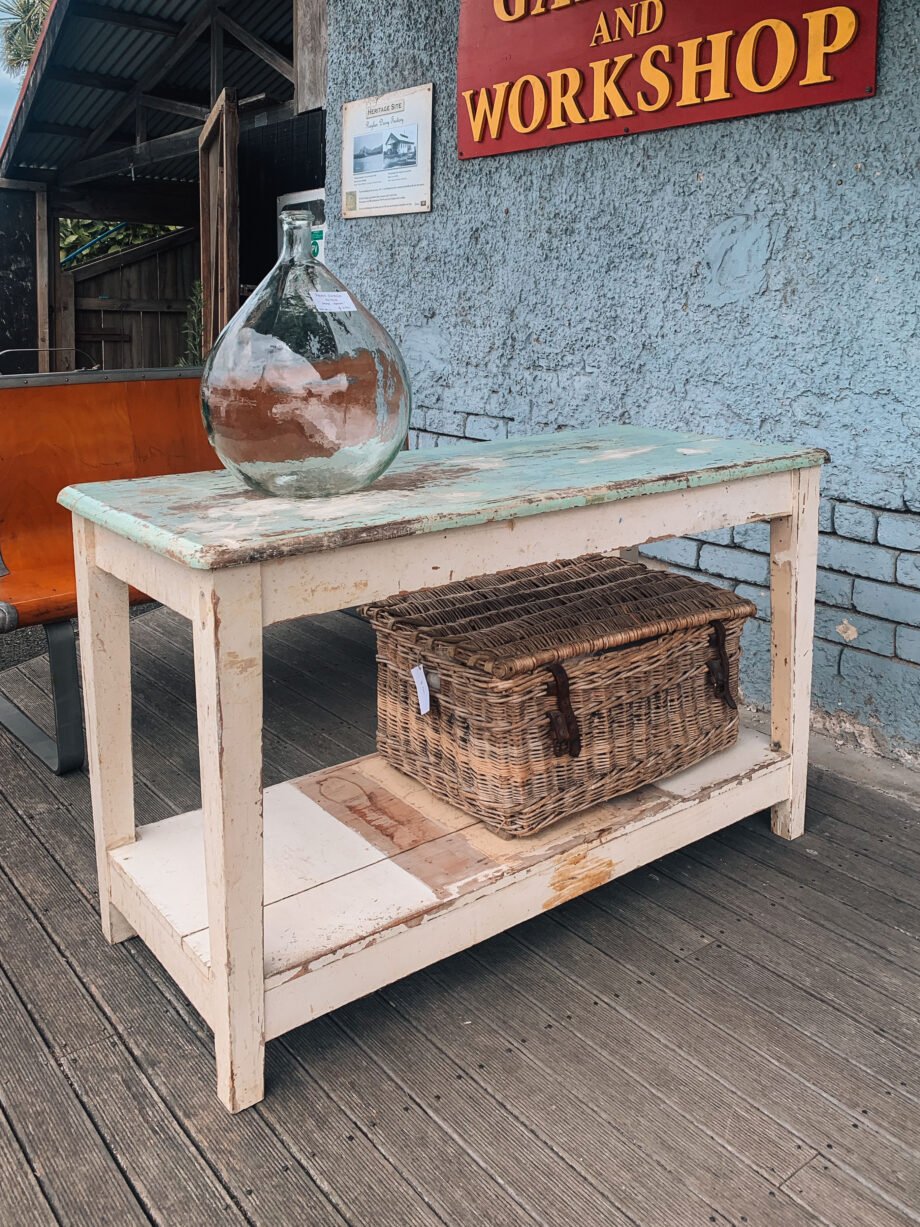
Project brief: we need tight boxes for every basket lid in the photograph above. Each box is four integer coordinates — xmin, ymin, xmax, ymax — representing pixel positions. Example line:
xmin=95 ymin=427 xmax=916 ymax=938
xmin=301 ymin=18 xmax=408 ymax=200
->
xmin=363 ymin=554 xmax=757 ymax=680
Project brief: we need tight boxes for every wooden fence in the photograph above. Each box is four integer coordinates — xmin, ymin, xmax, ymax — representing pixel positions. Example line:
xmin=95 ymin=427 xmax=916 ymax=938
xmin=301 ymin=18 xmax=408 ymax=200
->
xmin=54 ymin=228 xmax=199 ymax=371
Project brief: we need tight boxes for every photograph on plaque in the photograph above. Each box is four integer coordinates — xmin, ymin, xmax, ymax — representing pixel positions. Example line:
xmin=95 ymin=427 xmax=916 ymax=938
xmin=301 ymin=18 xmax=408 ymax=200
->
xmin=342 ymin=84 xmax=433 ymax=218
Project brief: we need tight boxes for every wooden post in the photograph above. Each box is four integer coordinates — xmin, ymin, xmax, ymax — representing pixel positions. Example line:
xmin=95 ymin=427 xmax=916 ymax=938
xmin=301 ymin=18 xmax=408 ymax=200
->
xmin=72 ymin=518 xmax=136 ymax=943
xmin=293 ymin=0 xmax=327 ymax=113
xmin=770 ymin=466 xmax=821 ymax=840
xmin=35 ymin=190 xmax=50 ymax=372
xmin=54 ymin=236 xmax=76 ymax=372
xmin=210 ymin=16 xmax=223 ymax=104
xmin=198 ymin=88 xmax=238 ymax=355
xmin=192 ymin=565 xmax=265 ymax=1112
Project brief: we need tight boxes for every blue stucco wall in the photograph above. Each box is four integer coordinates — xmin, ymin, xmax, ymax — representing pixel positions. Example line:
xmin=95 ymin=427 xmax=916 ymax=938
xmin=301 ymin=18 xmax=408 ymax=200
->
xmin=325 ymin=1 xmax=920 ymax=759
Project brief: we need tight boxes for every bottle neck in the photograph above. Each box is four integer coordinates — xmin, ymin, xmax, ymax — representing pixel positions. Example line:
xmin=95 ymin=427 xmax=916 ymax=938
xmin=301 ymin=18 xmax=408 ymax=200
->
xmin=280 ymin=215 xmax=316 ymax=264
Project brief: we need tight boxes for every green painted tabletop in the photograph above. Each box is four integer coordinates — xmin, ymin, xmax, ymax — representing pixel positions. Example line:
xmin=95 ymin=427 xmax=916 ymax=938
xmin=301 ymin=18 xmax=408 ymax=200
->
xmin=58 ymin=426 xmax=827 ymax=570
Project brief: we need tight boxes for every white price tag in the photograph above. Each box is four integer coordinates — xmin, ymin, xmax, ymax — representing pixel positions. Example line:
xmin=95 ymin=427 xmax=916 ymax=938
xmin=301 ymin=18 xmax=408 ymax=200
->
xmin=411 ymin=665 xmax=431 ymax=716
xmin=310 ymin=291 xmax=357 ymax=312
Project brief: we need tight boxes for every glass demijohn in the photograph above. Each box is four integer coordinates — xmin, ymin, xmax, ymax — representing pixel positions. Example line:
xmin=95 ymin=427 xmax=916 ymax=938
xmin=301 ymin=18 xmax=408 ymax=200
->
xmin=201 ymin=209 xmax=411 ymax=498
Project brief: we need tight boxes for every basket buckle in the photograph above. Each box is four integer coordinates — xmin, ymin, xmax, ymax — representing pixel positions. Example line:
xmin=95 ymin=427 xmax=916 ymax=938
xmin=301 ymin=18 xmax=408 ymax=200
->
xmin=547 ymin=663 xmax=582 ymax=758
xmin=707 ymin=620 xmax=738 ymax=711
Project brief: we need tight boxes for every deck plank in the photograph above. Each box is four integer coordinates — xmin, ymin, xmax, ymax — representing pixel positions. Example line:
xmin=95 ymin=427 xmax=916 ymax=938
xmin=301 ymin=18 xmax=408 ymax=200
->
xmin=282 ymin=1018 xmax=542 ymax=1227
xmin=525 ymin=906 xmax=920 ymax=1211
xmin=333 ymin=995 xmax=637 ymax=1227
xmin=783 ymin=1155 xmax=920 ymax=1227
xmin=719 ymin=822 xmax=920 ymax=940
xmin=0 ymin=1106 xmax=58 ymax=1227
xmin=0 ymin=968 xmax=150 ymax=1226
xmin=417 ymin=953 xmax=820 ymax=1225
xmin=706 ymin=831 xmax=920 ymax=977
xmin=0 ymin=606 xmax=918 ymax=1226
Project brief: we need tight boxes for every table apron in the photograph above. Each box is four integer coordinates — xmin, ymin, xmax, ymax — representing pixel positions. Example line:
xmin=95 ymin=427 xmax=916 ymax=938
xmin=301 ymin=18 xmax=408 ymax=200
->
xmin=261 ymin=470 xmax=795 ymax=625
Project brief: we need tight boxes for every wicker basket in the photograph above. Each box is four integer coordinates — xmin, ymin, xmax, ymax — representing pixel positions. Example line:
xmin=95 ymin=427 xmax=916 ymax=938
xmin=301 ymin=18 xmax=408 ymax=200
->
xmin=364 ymin=555 xmax=756 ymax=837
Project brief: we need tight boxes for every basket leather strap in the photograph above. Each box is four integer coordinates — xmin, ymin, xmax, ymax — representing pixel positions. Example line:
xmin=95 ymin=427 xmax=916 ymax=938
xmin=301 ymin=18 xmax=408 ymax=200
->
xmin=707 ymin=620 xmax=738 ymax=711
xmin=547 ymin=662 xmax=582 ymax=759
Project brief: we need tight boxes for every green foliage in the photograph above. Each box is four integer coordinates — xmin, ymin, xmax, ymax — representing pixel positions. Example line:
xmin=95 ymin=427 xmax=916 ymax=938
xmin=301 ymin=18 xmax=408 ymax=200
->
xmin=0 ymin=0 xmax=47 ymax=74
xmin=177 ymin=279 xmax=204 ymax=368
xmin=58 ymin=218 xmax=178 ymax=268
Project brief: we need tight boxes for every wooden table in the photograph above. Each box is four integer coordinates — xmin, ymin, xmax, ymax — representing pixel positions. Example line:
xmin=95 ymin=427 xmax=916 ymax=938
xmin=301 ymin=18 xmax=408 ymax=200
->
xmin=60 ymin=425 xmax=826 ymax=1112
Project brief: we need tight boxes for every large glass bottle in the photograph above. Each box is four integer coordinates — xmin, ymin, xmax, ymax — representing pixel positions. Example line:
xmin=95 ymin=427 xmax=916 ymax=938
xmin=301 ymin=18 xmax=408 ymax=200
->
xmin=201 ymin=209 xmax=411 ymax=498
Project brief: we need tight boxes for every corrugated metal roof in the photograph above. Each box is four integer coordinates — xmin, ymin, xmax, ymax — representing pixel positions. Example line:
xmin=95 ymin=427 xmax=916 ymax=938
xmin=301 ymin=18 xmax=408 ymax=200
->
xmin=1 ymin=0 xmax=295 ymax=182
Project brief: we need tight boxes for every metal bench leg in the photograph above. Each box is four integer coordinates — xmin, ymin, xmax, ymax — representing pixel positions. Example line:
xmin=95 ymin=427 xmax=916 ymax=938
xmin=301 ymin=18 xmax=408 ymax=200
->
xmin=0 ymin=620 xmax=86 ymax=774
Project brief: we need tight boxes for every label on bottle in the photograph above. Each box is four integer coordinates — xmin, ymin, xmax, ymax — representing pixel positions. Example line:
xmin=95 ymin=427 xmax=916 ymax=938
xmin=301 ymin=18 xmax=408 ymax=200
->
xmin=310 ymin=291 xmax=357 ymax=313
xmin=411 ymin=665 xmax=431 ymax=716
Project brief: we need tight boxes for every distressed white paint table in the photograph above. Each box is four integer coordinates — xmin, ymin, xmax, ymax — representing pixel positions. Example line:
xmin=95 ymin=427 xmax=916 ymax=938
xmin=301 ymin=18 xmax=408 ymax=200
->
xmin=60 ymin=425 xmax=826 ymax=1111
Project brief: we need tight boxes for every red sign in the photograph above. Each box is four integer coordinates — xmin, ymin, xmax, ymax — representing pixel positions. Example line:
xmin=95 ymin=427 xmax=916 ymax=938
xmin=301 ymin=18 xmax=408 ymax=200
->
xmin=457 ymin=2 xmax=879 ymax=159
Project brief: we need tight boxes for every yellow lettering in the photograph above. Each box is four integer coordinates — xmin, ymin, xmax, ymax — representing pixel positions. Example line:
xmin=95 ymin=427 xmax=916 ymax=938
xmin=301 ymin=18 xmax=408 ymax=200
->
xmin=736 ymin=20 xmax=798 ymax=94
xmin=677 ymin=31 xmax=735 ymax=107
xmin=588 ymin=55 xmax=636 ymax=121
xmin=508 ymin=74 xmax=549 ymax=134
xmin=547 ymin=67 xmax=587 ymax=129
xmin=462 ymin=83 xmax=510 ymax=142
xmin=591 ymin=12 xmax=613 ymax=45
xmin=800 ymin=6 xmax=859 ymax=85
xmin=493 ymin=0 xmax=526 ymax=20
xmin=612 ymin=5 xmax=636 ymax=39
xmin=636 ymin=0 xmax=664 ymax=36
xmin=636 ymin=44 xmax=673 ymax=112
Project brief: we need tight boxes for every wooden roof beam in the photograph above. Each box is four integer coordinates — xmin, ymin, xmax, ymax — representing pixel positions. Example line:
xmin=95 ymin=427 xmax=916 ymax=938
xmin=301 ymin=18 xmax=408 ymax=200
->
xmin=78 ymin=1 xmax=213 ymax=158
xmin=57 ymin=99 xmax=295 ymax=186
xmin=46 ymin=66 xmax=135 ymax=92
xmin=217 ymin=13 xmax=294 ymax=84
xmin=69 ymin=2 xmax=182 ymax=37
xmin=140 ymin=95 xmax=210 ymax=122
xmin=59 ymin=126 xmax=200 ymax=185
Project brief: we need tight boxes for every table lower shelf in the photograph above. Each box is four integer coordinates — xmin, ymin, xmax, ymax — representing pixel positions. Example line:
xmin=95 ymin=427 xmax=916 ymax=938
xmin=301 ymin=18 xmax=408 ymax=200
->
xmin=109 ymin=726 xmax=789 ymax=1040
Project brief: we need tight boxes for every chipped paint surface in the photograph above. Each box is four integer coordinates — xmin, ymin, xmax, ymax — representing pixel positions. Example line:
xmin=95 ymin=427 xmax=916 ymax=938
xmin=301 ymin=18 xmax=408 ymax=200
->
xmin=58 ymin=426 xmax=826 ymax=570
xmin=543 ymin=849 xmax=617 ymax=909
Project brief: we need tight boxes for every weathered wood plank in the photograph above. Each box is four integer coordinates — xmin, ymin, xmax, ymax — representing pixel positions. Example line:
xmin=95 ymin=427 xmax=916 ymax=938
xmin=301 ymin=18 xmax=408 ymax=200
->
xmin=724 ymin=822 xmax=920 ymax=939
xmin=0 ymin=857 xmax=111 ymax=1055
xmin=760 ymin=824 xmax=920 ymax=910
xmin=808 ymin=764 xmax=920 ymax=833
xmin=806 ymin=799 xmax=920 ymax=876
xmin=0 ymin=773 xmax=356 ymax=1226
xmin=417 ymin=953 xmax=819 ymax=1225
xmin=782 ymin=1155 xmax=918 ymax=1227
xmin=4 ymin=598 xmax=920 ymax=1225
xmin=0 ymin=968 xmax=149 ymax=1224
xmin=643 ymin=852 xmax=920 ymax=1034
xmin=257 ymin=1044 xmax=446 ymax=1227
xmin=294 ymin=0 xmax=327 ymax=112
xmin=382 ymin=971 xmax=739 ymax=1227
xmin=770 ymin=465 xmax=821 ymax=839
xmin=709 ymin=828 xmax=920 ymax=977
xmin=334 ymin=996 xmax=636 ymax=1227
xmin=0 ymin=1106 xmax=57 ymax=1226
xmin=674 ymin=842 xmax=920 ymax=999
xmin=521 ymin=908 xmax=920 ymax=1209
xmin=282 ymin=1018 xmax=540 ymax=1227
xmin=58 ymin=427 xmax=827 ymax=569
xmin=149 ymin=609 xmax=376 ymax=759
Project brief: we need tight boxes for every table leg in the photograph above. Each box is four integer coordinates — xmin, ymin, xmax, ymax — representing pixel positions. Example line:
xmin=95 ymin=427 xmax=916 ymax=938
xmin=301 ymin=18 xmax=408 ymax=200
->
xmin=770 ymin=467 xmax=821 ymax=840
xmin=72 ymin=518 xmax=136 ymax=944
xmin=192 ymin=566 xmax=265 ymax=1112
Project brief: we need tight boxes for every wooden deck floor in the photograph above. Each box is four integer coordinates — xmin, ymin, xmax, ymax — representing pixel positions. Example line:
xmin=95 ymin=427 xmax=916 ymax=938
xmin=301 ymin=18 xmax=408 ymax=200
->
xmin=0 ymin=607 xmax=919 ymax=1227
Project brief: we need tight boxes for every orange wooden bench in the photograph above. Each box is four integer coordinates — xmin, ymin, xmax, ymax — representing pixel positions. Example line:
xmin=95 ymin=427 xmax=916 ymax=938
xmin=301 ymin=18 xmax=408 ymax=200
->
xmin=0 ymin=370 xmax=218 ymax=772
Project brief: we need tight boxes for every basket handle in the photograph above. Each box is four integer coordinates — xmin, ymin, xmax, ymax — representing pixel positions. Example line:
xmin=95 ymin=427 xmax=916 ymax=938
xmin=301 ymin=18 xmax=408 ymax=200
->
xmin=547 ymin=663 xmax=582 ymax=759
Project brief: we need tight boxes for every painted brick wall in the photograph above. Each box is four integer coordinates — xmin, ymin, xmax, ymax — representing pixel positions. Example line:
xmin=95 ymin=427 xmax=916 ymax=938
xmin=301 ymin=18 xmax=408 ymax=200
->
xmin=643 ymin=502 xmax=920 ymax=757
xmin=325 ymin=1 xmax=920 ymax=760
